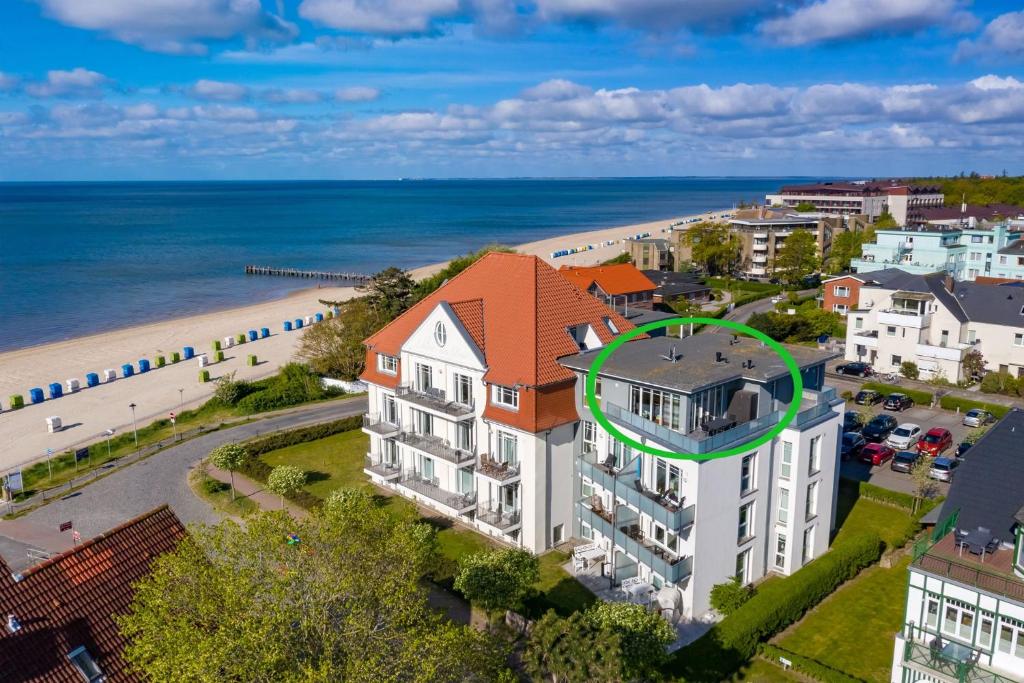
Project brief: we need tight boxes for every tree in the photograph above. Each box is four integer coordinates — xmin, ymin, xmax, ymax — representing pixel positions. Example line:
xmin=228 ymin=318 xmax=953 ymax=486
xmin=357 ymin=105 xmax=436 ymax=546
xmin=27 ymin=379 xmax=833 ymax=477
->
xmin=208 ymin=443 xmax=249 ymax=501
xmin=679 ymin=222 xmax=741 ymax=276
xmin=772 ymin=229 xmax=819 ymax=285
xmin=586 ymin=602 xmax=676 ymax=680
xmin=900 ymin=361 xmax=920 ymax=380
xmin=910 ymin=455 xmax=940 ymax=513
xmin=747 ymin=311 xmax=813 ymax=342
xmin=297 ymin=298 xmax=388 ymax=380
xmin=360 ymin=266 xmax=417 ymax=320
xmin=793 ymin=201 xmax=817 ymax=212
xmin=825 ymin=230 xmax=865 ymax=273
xmin=524 ymin=610 xmax=626 ymax=682
xmin=266 ymin=465 xmax=306 ymax=508
xmin=874 ymin=211 xmax=898 ymax=228
xmin=709 ymin=578 xmax=754 ymax=616
xmin=962 ymin=349 xmax=986 ymax=382
xmin=213 ymin=371 xmax=251 ymax=406
xmin=981 ymin=370 xmax=1017 ymax=396
xmin=454 ymin=548 xmax=540 ymax=613
xmin=117 ymin=503 xmax=508 ymax=682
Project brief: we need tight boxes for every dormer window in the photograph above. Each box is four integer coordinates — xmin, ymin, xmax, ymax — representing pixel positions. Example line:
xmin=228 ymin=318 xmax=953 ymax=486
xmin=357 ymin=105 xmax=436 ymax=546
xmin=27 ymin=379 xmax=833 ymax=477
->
xmin=492 ymin=385 xmax=519 ymax=410
xmin=68 ymin=646 xmax=105 ymax=682
xmin=378 ymin=354 xmax=398 ymax=375
xmin=567 ymin=323 xmax=602 ymax=351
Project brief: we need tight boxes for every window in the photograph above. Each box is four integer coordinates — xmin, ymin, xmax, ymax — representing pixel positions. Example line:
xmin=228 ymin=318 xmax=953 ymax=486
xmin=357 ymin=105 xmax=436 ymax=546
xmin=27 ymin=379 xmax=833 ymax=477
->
xmin=382 ymin=394 xmax=398 ymax=424
xmin=581 ymin=480 xmax=594 ymax=499
xmin=582 ymin=420 xmax=598 ymax=453
xmin=774 ymin=532 xmax=787 ymax=568
xmin=455 ymin=422 xmax=473 ymax=451
xmin=458 ymin=468 xmax=474 ymax=494
xmin=497 ymin=430 xmax=518 ymax=466
xmin=1000 ymin=255 xmax=1008 ymax=265
xmin=832 ymin=304 xmax=848 ymax=314
xmin=891 ymin=354 xmax=902 ymax=366
xmin=805 ymin=481 xmax=818 ymax=520
xmin=925 ymin=596 xmax=939 ymax=628
xmin=833 ymin=285 xmax=850 ymax=297
xmin=854 ymin=317 xmax=863 ymax=330
xmin=777 ymin=487 xmax=790 ymax=525
xmin=942 ymin=599 xmax=975 ymax=641
xmin=581 ymin=523 xmax=593 ymax=540
xmin=780 ymin=441 xmax=793 ymax=480
xmin=802 ymin=526 xmax=814 ymax=564
xmin=886 ymin=326 xmax=897 ymax=337
xmin=67 ymin=646 xmax=104 ymax=682
xmin=415 ymin=362 xmax=432 ymax=391
xmin=594 ymin=377 xmax=602 ymax=399
xmin=608 ymin=438 xmax=630 ymax=469
xmin=413 ymin=409 xmax=432 ymax=436
xmin=740 ymin=453 xmax=755 ymax=495
xmin=998 ymin=617 xmax=1024 ymax=658
xmin=809 ymin=436 xmax=821 ymax=474
xmin=630 ymin=385 xmax=682 ymax=429
xmin=979 ymin=614 xmax=995 ymax=649
xmin=492 ymin=385 xmax=519 ymax=409
xmin=453 ymin=373 xmax=473 ymax=406
xmin=735 ymin=549 xmax=750 ymax=584
xmin=433 ymin=321 xmax=447 ymax=347
xmin=968 ymin=329 xmax=977 ymax=343
xmin=655 ymin=459 xmax=682 ymax=498
xmin=1015 ymin=333 xmax=1024 ymax=347
xmin=604 ymin=317 xmax=619 ymax=335
xmin=553 ymin=524 xmax=564 ymax=544
xmin=738 ymin=502 xmax=754 ymax=541
xmin=379 ymin=354 xmax=398 ymax=374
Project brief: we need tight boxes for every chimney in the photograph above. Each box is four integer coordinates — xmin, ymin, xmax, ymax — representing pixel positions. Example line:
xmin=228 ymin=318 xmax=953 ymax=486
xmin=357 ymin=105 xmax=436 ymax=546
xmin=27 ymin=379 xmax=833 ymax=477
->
xmin=944 ymin=275 xmax=954 ymax=293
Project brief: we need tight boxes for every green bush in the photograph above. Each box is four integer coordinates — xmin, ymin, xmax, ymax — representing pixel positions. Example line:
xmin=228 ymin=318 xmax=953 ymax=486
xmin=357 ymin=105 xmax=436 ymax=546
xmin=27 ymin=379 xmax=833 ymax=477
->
xmin=201 ymin=478 xmax=229 ymax=495
xmin=862 ymin=382 xmax=932 ymax=406
xmin=669 ymin=532 xmax=883 ymax=680
xmin=710 ymin=578 xmax=754 ymax=616
xmin=938 ymin=395 xmax=1010 ymax=419
xmin=233 ymin=363 xmax=340 ymax=415
xmin=840 ymin=390 xmax=854 ymax=401
xmin=899 ymin=361 xmax=919 ymax=380
xmin=8 ymin=394 xmax=23 ymax=410
xmin=759 ymin=645 xmax=866 ymax=683
xmin=853 ymin=481 xmax=916 ymax=511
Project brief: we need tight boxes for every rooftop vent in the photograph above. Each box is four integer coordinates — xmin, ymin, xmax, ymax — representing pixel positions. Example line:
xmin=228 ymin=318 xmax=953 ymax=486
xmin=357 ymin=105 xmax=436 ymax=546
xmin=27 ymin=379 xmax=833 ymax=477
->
xmin=660 ymin=346 xmax=679 ymax=363
xmin=715 ymin=351 xmax=728 ymax=364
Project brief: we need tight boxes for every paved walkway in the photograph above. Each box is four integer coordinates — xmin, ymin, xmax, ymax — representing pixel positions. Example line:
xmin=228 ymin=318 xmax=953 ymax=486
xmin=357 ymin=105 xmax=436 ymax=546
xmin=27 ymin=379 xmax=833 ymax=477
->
xmin=205 ymin=463 xmax=308 ymax=518
xmin=0 ymin=396 xmax=366 ymax=573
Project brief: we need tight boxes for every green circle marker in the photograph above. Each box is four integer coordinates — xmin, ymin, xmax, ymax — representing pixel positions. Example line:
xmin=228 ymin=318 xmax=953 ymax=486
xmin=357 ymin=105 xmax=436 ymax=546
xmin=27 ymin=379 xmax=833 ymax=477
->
xmin=585 ymin=317 xmax=804 ymax=461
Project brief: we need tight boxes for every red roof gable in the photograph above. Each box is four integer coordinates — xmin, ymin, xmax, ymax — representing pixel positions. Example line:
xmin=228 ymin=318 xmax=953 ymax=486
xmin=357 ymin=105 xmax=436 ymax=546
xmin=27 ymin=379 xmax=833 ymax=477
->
xmin=0 ymin=506 xmax=186 ymax=682
xmin=558 ymin=263 xmax=656 ymax=296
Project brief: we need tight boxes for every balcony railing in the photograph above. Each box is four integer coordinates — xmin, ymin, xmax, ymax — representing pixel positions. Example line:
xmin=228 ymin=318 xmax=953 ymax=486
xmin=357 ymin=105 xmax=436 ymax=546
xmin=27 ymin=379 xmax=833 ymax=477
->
xmin=476 ymin=455 xmax=521 ymax=481
xmin=397 ymin=430 xmax=475 ymax=465
xmin=577 ymin=502 xmax=692 ymax=584
xmin=477 ymin=507 xmax=522 ymax=530
xmin=579 ymin=454 xmax=694 ymax=533
xmin=399 ymin=470 xmax=477 ymax=512
xmin=363 ymin=413 xmax=400 ymax=437
xmin=901 ymin=631 xmax=1017 ymax=683
xmin=915 ymin=554 xmax=1024 ymax=602
xmin=364 ymin=454 xmax=401 ymax=480
xmin=396 ymin=384 xmax=474 ymax=418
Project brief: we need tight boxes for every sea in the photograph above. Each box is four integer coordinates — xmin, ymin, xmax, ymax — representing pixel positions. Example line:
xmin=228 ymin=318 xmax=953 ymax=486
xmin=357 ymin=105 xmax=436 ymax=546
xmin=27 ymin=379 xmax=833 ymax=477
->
xmin=0 ymin=177 xmax=799 ymax=351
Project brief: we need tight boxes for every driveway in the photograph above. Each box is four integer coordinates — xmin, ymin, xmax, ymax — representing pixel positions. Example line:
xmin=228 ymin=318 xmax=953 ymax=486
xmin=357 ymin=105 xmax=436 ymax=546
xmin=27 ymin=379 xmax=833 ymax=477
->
xmin=707 ymin=288 xmax=818 ymax=333
xmin=0 ymin=396 xmax=366 ymax=573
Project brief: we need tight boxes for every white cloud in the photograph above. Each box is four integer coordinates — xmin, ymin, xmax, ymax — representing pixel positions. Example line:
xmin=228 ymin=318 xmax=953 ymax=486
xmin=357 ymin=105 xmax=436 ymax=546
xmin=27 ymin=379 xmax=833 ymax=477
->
xmin=0 ymin=72 xmax=20 ymax=91
xmin=187 ymin=79 xmax=249 ymax=101
xmin=36 ymin=0 xmax=297 ymax=55
xmin=760 ymin=0 xmax=975 ymax=46
xmin=336 ymin=86 xmax=381 ymax=102
xmin=261 ymin=88 xmax=325 ymax=104
xmin=534 ymin=0 xmax=766 ymax=32
xmin=956 ymin=11 xmax=1024 ymax=62
xmin=521 ymin=79 xmax=592 ymax=101
xmin=25 ymin=68 xmax=111 ymax=98
xmin=299 ymin=0 xmax=460 ymax=35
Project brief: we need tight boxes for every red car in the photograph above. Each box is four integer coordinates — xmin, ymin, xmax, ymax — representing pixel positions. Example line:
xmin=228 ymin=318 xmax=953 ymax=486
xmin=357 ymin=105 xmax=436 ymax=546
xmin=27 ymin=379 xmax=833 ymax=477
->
xmin=860 ymin=443 xmax=896 ymax=466
xmin=918 ymin=428 xmax=953 ymax=457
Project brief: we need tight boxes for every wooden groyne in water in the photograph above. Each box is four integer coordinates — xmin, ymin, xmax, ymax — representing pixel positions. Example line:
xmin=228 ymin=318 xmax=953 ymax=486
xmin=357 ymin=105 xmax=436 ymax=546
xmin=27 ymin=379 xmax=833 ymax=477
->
xmin=244 ymin=266 xmax=374 ymax=283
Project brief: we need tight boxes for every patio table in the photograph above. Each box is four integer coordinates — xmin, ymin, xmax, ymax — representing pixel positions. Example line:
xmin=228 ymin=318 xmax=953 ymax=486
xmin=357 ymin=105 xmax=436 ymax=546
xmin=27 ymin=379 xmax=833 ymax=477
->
xmin=940 ymin=640 xmax=974 ymax=664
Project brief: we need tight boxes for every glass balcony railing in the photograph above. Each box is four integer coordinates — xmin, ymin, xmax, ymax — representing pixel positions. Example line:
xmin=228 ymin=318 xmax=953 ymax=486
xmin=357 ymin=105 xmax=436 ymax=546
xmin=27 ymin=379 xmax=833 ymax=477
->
xmin=579 ymin=453 xmax=694 ymax=533
xmin=577 ymin=502 xmax=692 ymax=584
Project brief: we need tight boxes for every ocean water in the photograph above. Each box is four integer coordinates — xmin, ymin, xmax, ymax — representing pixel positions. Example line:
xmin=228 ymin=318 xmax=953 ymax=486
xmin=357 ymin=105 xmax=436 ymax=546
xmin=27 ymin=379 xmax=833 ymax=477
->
xmin=0 ymin=178 xmax=796 ymax=351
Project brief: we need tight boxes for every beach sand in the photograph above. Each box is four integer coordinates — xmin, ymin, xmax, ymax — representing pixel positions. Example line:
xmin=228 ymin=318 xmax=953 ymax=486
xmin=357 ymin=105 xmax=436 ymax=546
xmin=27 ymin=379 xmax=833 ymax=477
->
xmin=0 ymin=209 xmax=725 ymax=470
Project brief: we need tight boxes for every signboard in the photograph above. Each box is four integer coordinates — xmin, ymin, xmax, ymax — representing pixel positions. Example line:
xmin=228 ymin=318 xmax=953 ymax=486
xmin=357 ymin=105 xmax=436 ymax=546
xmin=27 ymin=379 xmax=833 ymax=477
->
xmin=59 ymin=521 xmax=73 ymax=533
xmin=169 ymin=412 xmax=176 ymax=424
xmin=75 ymin=447 xmax=89 ymax=462
xmin=6 ymin=471 xmax=23 ymax=493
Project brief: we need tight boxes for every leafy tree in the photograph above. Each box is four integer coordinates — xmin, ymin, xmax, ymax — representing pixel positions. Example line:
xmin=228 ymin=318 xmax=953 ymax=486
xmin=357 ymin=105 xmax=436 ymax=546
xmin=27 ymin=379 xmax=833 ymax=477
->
xmin=587 ymin=602 xmax=676 ymax=680
xmin=873 ymin=211 xmax=898 ymax=228
xmin=747 ymin=311 xmax=813 ymax=343
xmin=524 ymin=610 xmax=626 ymax=682
xmin=980 ymin=370 xmax=1017 ymax=396
xmin=910 ymin=455 xmax=939 ymax=513
xmin=601 ymin=252 xmax=633 ymax=266
xmin=962 ymin=349 xmax=986 ymax=381
xmin=297 ymin=298 xmax=388 ymax=380
xmin=793 ymin=201 xmax=817 ymax=212
xmin=710 ymin=578 xmax=754 ymax=616
xmin=361 ymin=266 xmax=417 ymax=320
xmin=454 ymin=548 xmax=540 ymax=613
xmin=772 ymin=229 xmax=820 ymax=285
xmin=213 ymin=371 xmax=251 ymax=406
xmin=825 ymin=230 xmax=865 ymax=273
xmin=679 ymin=222 xmax=741 ymax=276
xmin=267 ymin=465 xmax=306 ymax=507
xmin=208 ymin=443 xmax=249 ymax=501
xmin=118 ymin=505 xmax=507 ymax=682
xmin=900 ymin=361 xmax=920 ymax=380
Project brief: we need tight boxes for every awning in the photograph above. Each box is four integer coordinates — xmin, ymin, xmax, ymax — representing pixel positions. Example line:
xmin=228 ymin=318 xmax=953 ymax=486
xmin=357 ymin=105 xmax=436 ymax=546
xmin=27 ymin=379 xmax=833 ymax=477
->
xmin=580 ymin=547 xmax=606 ymax=561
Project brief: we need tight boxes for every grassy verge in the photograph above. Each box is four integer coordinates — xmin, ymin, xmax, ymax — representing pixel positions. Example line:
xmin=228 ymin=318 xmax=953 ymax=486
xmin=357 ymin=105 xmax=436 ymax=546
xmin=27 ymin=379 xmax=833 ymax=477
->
xmin=833 ymin=478 xmax=919 ymax=549
xmin=188 ymin=467 xmax=259 ymax=517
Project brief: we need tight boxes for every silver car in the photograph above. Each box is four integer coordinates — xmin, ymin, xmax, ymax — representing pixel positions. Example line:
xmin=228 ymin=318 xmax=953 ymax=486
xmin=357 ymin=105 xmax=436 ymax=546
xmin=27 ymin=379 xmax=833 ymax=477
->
xmin=962 ymin=409 xmax=994 ymax=428
xmin=886 ymin=423 xmax=922 ymax=450
xmin=928 ymin=457 xmax=959 ymax=482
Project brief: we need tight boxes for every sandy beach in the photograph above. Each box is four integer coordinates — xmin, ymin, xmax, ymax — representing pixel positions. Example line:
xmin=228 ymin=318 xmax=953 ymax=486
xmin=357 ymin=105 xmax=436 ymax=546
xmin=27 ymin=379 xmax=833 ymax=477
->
xmin=0 ymin=208 xmax=726 ymax=471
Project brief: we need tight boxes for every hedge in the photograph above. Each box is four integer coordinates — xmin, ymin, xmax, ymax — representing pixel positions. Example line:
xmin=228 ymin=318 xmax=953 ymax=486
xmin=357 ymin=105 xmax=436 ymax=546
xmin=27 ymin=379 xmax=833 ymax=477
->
xmin=669 ymin=532 xmax=883 ymax=681
xmin=852 ymin=480 xmax=916 ymax=511
xmin=861 ymin=382 xmax=933 ymax=406
xmin=938 ymin=395 xmax=1011 ymax=419
xmin=759 ymin=645 xmax=866 ymax=683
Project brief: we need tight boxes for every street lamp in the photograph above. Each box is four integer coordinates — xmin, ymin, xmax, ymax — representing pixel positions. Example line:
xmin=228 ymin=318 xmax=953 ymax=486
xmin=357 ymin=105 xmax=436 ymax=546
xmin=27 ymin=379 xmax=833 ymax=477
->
xmin=129 ymin=403 xmax=138 ymax=451
xmin=178 ymin=388 xmax=184 ymax=412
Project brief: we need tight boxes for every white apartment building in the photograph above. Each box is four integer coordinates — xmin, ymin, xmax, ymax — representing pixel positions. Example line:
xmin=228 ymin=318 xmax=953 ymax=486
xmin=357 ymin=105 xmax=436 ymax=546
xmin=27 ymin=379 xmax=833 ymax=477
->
xmin=846 ymin=270 xmax=1024 ymax=382
xmin=766 ymin=181 xmax=943 ymax=225
xmin=891 ymin=409 xmax=1024 ymax=683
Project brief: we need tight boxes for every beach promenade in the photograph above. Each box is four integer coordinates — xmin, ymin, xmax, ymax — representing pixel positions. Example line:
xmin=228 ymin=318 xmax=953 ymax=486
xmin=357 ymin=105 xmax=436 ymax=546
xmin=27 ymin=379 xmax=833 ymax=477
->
xmin=0 ymin=210 xmax=724 ymax=472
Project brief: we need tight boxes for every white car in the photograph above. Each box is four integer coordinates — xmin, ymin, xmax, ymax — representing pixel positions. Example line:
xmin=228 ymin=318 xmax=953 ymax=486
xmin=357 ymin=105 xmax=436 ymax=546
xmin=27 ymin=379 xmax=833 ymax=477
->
xmin=886 ymin=423 xmax=922 ymax=450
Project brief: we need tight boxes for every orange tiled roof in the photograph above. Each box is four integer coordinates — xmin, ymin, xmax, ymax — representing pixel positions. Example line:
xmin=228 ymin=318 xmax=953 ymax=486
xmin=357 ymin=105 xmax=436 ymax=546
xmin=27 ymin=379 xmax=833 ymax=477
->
xmin=363 ymin=253 xmax=635 ymax=387
xmin=0 ymin=505 xmax=187 ymax=682
xmin=557 ymin=263 xmax=656 ymax=296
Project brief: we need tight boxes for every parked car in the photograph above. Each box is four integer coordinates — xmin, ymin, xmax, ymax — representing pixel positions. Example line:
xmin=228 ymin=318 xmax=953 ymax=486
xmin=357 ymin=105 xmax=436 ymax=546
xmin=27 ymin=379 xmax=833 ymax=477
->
xmin=836 ymin=362 xmax=874 ymax=378
xmin=883 ymin=393 xmax=914 ymax=411
xmin=929 ymin=457 xmax=959 ymax=482
xmin=854 ymin=389 xmax=883 ymax=406
xmin=770 ymin=295 xmax=783 ymax=303
xmin=840 ymin=432 xmax=867 ymax=461
xmin=890 ymin=450 xmax=921 ymax=473
xmin=860 ymin=443 xmax=896 ymax=466
xmin=962 ymin=409 xmax=994 ymax=428
xmin=887 ymin=423 xmax=922 ymax=450
xmin=955 ymin=441 xmax=972 ymax=458
xmin=862 ymin=414 xmax=898 ymax=442
xmin=918 ymin=427 xmax=953 ymax=457
xmin=843 ymin=411 xmax=865 ymax=433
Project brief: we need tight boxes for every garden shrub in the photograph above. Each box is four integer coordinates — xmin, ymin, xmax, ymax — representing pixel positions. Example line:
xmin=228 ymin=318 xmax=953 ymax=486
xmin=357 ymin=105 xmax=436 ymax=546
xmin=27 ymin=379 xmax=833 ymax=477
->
xmin=201 ymin=478 xmax=228 ymax=495
xmin=710 ymin=578 xmax=754 ymax=616
xmin=862 ymin=382 xmax=932 ymax=406
xmin=938 ymin=395 xmax=1010 ymax=419
xmin=759 ymin=645 xmax=866 ymax=683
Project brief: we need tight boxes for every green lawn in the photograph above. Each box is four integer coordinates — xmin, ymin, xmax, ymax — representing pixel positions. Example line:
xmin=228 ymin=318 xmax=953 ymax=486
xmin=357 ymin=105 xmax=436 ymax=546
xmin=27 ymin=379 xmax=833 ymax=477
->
xmin=731 ymin=659 xmax=803 ymax=682
xmin=261 ymin=429 xmax=369 ymax=498
xmin=833 ymin=479 xmax=918 ymax=549
xmin=777 ymin=557 xmax=909 ymax=682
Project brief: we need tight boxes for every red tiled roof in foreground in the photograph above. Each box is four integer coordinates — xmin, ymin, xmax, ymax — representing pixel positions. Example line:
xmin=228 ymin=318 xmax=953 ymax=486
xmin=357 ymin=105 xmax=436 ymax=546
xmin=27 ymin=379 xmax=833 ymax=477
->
xmin=0 ymin=506 xmax=186 ymax=683
xmin=362 ymin=253 xmax=636 ymax=388
xmin=558 ymin=263 xmax=656 ymax=296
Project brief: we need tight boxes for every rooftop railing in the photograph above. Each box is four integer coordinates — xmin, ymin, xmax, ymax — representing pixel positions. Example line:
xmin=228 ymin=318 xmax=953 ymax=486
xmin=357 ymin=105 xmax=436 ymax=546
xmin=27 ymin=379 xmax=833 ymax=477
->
xmin=915 ymin=553 xmax=1024 ymax=602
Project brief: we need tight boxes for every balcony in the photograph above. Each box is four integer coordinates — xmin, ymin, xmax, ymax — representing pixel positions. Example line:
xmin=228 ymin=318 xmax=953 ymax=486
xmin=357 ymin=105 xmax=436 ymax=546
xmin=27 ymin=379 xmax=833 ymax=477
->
xmin=363 ymin=454 xmax=401 ymax=481
xmin=752 ymin=254 xmax=768 ymax=264
xmin=852 ymin=330 xmax=878 ymax=348
xmin=580 ymin=453 xmax=694 ymax=533
xmin=396 ymin=384 xmax=474 ymax=419
xmin=900 ymin=633 xmax=1017 ymax=683
xmin=397 ymin=430 xmax=475 ymax=466
xmin=577 ymin=501 xmax=692 ymax=584
xmin=477 ymin=507 xmax=522 ymax=531
xmin=476 ymin=454 xmax=521 ymax=482
xmin=398 ymin=470 xmax=477 ymax=513
xmin=362 ymin=413 xmax=400 ymax=438
xmin=916 ymin=342 xmax=971 ymax=362
xmin=878 ymin=309 xmax=932 ymax=329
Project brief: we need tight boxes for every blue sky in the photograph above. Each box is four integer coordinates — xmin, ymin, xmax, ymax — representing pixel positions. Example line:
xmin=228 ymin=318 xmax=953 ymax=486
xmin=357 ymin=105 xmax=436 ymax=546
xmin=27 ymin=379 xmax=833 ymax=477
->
xmin=2 ymin=0 xmax=1024 ymax=180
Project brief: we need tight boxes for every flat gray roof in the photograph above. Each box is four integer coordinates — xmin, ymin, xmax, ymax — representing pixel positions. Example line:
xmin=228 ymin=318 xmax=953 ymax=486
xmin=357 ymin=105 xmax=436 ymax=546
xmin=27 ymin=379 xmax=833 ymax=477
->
xmin=558 ymin=335 xmax=836 ymax=393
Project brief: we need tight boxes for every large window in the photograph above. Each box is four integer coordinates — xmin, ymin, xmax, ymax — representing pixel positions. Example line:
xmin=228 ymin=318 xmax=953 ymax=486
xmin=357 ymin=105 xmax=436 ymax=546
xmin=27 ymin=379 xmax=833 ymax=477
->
xmin=777 ymin=487 xmax=790 ymax=525
xmin=455 ymin=422 xmax=473 ymax=452
xmin=833 ymin=285 xmax=850 ymax=297
xmin=809 ymin=436 xmax=821 ymax=474
xmin=735 ymin=549 xmax=750 ymax=585
xmin=629 ymin=385 xmax=682 ymax=430
xmin=740 ymin=454 xmax=756 ymax=495
xmin=582 ymin=420 xmax=598 ymax=454
xmin=774 ymin=532 xmax=787 ymax=568
xmin=979 ymin=614 xmax=995 ymax=649
xmin=382 ymin=394 xmax=398 ymax=424
xmin=925 ymin=596 xmax=939 ymax=629
xmin=655 ymin=459 xmax=682 ymax=499
xmin=497 ymin=431 xmax=518 ymax=466
xmin=999 ymin=617 xmax=1024 ymax=659
xmin=780 ymin=442 xmax=793 ymax=480
xmin=492 ymin=385 xmax=519 ymax=409
xmin=943 ymin=599 xmax=975 ymax=641
xmin=453 ymin=373 xmax=473 ymax=405
xmin=415 ymin=362 xmax=432 ymax=391
xmin=738 ymin=502 xmax=754 ymax=541
xmin=802 ymin=526 xmax=814 ymax=564
xmin=805 ymin=482 xmax=818 ymax=520
xmin=379 ymin=354 xmax=398 ymax=374
xmin=609 ymin=438 xmax=630 ymax=469
xmin=413 ymin=409 xmax=432 ymax=436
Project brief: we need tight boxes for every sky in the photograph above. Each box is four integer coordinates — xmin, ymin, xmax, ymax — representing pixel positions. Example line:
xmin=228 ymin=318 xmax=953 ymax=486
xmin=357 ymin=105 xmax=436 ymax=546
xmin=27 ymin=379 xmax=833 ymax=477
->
xmin=1 ymin=0 xmax=1024 ymax=180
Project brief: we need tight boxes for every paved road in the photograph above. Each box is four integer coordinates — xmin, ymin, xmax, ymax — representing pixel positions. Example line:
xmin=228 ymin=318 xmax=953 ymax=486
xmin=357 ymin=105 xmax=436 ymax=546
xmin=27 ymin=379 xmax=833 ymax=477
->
xmin=707 ymin=289 xmax=818 ymax=332
xmin=0 ymin=396 xmax=366 ymax=572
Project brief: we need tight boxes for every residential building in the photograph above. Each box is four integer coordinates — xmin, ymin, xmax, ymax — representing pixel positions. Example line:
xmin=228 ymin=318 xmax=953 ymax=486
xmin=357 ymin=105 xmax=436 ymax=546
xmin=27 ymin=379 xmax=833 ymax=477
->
xmin=845 ymin=271 xmax=1024 ymax=381
xmin=641 ymin=270 xmax=711 ymax=305
xmin=891 ymin=408 xmax=1024 ymax=683
xmin=361 ymin=253 xmax=636 ymax=552
xmin=0 ymin=506 xmax=187 ymax=682
xmin=765 ymin=181 xmax=943 ymax=224
xmin=993 ymin=241 xmax=1024 ymax=281
xmin=560 ymin=335 xmax=843 ymax=618
xmin=907 ymin=203 xmax=1024 ymax=229
xmin=629 ymin=238 xmax=674 ymax=271
xmin=559 ymin=263 xmax=657 ymax=311
xmin=822 ymin=270 xmax=914 ymax=316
